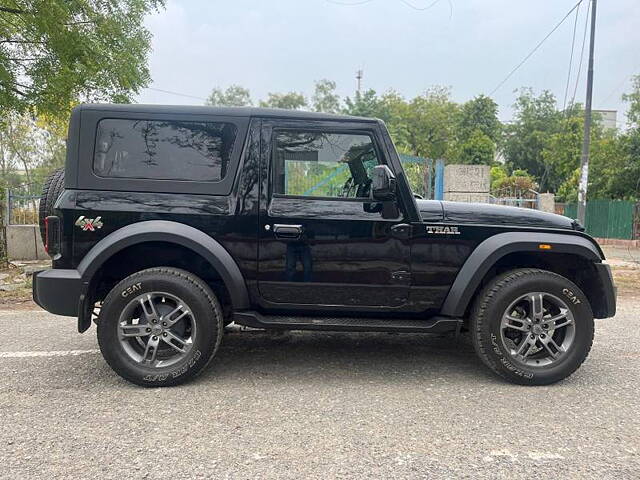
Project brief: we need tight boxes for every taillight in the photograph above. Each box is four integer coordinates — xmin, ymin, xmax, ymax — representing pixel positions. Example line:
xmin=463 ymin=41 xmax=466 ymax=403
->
xmin=44 ymin=215 xmax=61 ymax=257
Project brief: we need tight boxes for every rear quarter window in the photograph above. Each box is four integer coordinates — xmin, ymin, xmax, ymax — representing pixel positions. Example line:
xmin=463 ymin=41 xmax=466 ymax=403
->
xmin=93 ymin=119 xmax=237 ymax=182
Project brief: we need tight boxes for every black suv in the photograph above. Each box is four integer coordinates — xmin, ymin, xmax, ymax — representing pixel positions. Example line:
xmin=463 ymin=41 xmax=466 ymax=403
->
xmin=33 ymin=104 xmax=616 ymax=387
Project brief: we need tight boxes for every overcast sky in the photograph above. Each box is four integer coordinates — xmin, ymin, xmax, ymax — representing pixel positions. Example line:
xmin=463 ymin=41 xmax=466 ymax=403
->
xmin=136 ymin=0 xmax=640 ymax=124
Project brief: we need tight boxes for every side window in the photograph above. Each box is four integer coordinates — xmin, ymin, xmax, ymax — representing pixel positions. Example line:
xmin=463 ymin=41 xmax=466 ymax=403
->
xmin=273 ymin=130 xmax=381 ymax=198
xmin=93 ymin=119 xmax=237 ymax=182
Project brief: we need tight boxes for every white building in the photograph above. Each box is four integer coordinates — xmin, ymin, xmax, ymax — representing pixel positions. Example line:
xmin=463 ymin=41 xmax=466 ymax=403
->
xmin=593 ymin=109 xmax=617 ymax=131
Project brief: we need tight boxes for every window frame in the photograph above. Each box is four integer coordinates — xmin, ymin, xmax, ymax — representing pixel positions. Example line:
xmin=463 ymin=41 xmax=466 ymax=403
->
xmin=77 ymin=109 xmax=249 ymax=195
xmin=270 ymin=127 xmax=386 ymax=202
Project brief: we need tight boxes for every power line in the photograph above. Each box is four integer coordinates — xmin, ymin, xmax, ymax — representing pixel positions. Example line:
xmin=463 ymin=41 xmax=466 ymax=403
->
xmin=562 ymin=2 xmax=581 ymax=111
xmin=325 ymin=0 xmax=374 ymax=5
xmin=570 ymin=0 xmax=591 ymax=107
xmin=397 ymin=0 xmax=443 ymax=11
xmin=597 ymin=62 xmax=640 ymax=108
xmin=489 ymin=0 xmax=584 ymax=96
xmin=326 ymin=0 xmax=445 ymax=10
xmin=598 ymin=76 xmax=632 ymax=108
xmin=145 ymin=87 xmax=207 ymax=101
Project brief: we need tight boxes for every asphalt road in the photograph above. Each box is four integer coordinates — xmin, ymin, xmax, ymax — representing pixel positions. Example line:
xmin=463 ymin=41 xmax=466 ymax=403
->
xmin=0 ymin=300 xmax=638 ymax=479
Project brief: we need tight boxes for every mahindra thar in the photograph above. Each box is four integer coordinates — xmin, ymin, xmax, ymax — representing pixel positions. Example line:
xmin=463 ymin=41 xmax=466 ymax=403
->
xmin=33 ymin=104 xmax=616 ymax=387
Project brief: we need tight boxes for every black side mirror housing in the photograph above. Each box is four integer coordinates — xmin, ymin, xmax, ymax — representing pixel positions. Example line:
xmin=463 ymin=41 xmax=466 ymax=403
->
xmin=371 ymin=165 xmax=397 ymax=201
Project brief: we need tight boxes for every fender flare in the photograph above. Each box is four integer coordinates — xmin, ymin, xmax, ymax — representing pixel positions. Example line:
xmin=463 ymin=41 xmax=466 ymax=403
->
xmin=77 ymin=220 xmax=250 ymax=310
xmin=439 ymin=232 xmax=602 ymax=318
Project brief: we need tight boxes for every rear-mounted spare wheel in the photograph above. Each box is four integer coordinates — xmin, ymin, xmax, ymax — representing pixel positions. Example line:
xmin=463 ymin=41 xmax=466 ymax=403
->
xmin=38 ymin=168 xmax=65 ymax=245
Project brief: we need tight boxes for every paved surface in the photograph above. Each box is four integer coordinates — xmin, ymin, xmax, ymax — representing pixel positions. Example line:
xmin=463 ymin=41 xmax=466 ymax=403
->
xmin=0 ymin=301 xmax=638 ymax=480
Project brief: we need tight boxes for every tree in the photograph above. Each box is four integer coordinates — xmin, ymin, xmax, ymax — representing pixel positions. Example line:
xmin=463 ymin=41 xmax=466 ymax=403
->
xmin=377 ymin=90 xmax=411 ymax=153
xmin=0 ymin=0 xmax=164 ymax=118
xmin=501 ymin=89 xmax=563 ymax=191
xmin=622 ymin=75 xmax=640 ymax=128
xmin=456 ymin=95 xmax=501 ymax=144
xmin=312 ymin=79 xmax=340 ymax=113
xmin=206 ymin=85 xmax=252 ymax=107
xmin=405 ymin=86 xmax=459 ymax=159
xmin=541 ymin=112 xmax=585 ymax=194
xmin=0 ymin=113 xmax=65 ymax=191
xmin=259 ymin=92 xmax=307 ymax=110
xmin=492 ymin=169 xmax=538 ymax=193
xmin=449 ymin=95 xmax=501 ymax=165
xmin=490 ymin=165 xmax=508 ymax=190
xmin=454 ymin=129 xmax=496 ymax=165
xmin=343 ymin=89 xmax=383 ymax=118
xmin=344 ymin=86 xmax=459 ymax=160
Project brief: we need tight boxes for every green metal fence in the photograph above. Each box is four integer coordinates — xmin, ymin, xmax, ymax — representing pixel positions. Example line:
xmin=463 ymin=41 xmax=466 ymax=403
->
xmin=563 ymin=200 xmax=637 ymax=240
xmin=399 ymin=154 xmax=433 ymax=199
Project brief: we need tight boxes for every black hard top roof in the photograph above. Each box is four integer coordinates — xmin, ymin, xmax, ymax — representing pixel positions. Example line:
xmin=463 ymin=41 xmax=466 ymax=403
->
xmin=78 ymin=103 xmax=378 ymax=123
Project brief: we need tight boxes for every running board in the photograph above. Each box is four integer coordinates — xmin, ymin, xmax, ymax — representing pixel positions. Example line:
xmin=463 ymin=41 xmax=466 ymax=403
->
xmin=232 ymin=311 xmax=461 ymax=334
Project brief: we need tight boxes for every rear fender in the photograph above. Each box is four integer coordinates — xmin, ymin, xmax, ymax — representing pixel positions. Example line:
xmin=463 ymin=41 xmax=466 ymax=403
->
xmin=78 ymin=220 xmax=250 ymax=310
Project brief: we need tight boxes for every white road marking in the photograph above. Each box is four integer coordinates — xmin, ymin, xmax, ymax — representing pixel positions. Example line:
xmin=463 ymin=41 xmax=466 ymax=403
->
xmin=0 ymin=349 xmax=99 ymax=358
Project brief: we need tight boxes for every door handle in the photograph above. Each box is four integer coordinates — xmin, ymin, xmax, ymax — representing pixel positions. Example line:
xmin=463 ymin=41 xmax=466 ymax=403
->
xmin=390 ymin=223 xmax=412 ymax=239
xmin=273 ymin=224 xmax=303 ymax=239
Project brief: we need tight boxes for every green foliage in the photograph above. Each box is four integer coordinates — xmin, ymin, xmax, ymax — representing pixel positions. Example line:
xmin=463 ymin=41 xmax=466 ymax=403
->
xmin=312 ymin=79 xmax=340 ymax=114
xmin=259 ymin=91 xmax=307 ymax=110
xmin=0 ymin=0 xmax=165 ymax=118
xmin=405 ymin=87 xmax=459 ymax=159
xmin=501 ymin=89 xmax=564 ymax=191
xmin=346 ymin=86 xmax=460 ymax=159
xmin=400 ymin=157 xmax=431 ymax=198
xmin=622 ymin=75 xmax=640 ymax=128
xmin=456 ymin=95 xmax=501 ymax=143
xmin=541 ymin=113 xmax=584 ymax=193
xmin=206 ymin=85 xmax=252 ymax=107
xmin=453 ymin=129 xmax=495 ymax=165
xmin=376 ymin=90 xmax=411 ymax=152
xmin=0 ymin=113 xmax=65 ymax=192
xmin=490 ymin=165 xmax=508 ymax=190
xmin=492 ymin=169 xmax=538 ymax=193
xmin=343 ymin=89 xmax=384 ymax=118
xmin=450 ymin=95 xmax=500 ymax=165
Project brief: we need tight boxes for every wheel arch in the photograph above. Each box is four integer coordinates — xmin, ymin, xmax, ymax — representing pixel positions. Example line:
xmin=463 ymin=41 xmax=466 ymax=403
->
xmin=78 ymin=220 xmax=250 ymax=311
xmin=440 ymin=232 xmax=603 ymax=318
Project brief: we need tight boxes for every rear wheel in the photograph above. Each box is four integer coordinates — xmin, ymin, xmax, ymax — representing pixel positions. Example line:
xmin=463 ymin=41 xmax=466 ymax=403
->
xmin=97 ymin=267 xmax=223 ymax=387
xmin=471 ymin=269 xmax=594 ymax=385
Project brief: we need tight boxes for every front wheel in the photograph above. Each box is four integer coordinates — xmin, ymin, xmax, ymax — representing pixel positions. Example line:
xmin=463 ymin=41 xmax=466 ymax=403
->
xmin=97 ymin=267 xmax=223 ymax=387
xmin=471 ymin=269 xmax=594 ymax=385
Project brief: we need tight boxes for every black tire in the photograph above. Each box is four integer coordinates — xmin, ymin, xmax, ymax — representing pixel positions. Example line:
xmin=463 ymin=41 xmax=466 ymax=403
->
xmin=97 ymin=267 xmax=223 ymax=387
xmin=38 ymin=167 xmax=65 ymax=244
xmin=470 ymin=268 xmax=594 ymax=385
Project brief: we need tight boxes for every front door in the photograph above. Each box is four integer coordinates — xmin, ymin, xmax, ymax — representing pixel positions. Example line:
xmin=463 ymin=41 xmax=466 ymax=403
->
xmin=257 ymin=121 xmax=411 ymax=310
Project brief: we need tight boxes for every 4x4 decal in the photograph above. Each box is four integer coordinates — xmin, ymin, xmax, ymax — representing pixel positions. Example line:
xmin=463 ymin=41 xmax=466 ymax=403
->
xmin=75 ymin=216 xmax=103 ymax=231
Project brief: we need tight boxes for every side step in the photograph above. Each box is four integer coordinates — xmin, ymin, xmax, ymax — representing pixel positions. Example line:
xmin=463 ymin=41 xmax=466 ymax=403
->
xmin=233 ymin=311 xmax=461 ymax=334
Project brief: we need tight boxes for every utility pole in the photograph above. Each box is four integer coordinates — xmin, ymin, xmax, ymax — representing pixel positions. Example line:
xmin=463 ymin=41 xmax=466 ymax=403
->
xmin=577 ymin=0 xmax=597 ymax=225
xmin=356 ymin=69 xmax=363 ymax=94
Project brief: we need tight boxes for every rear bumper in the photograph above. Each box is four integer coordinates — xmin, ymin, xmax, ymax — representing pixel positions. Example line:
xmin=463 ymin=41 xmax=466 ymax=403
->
xmin=32 ymin=269 xmax=83 ymax=317
xmin=595 ymin=263 xmax=616 ymax=318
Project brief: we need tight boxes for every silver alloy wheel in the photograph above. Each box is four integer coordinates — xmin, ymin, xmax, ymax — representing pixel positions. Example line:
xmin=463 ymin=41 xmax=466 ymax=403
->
xmin=117 ymin=292 xmax=196 ymax=368
xmin=500 ymin=292 xmax=576 ymax=367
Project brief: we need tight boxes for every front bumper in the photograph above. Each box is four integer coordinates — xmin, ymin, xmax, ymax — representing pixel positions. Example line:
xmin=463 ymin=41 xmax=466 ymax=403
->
xmin=33 ymin=269 xmax=83 ymax=317
xmin=595 ymin=262 xmax=616 ymax=318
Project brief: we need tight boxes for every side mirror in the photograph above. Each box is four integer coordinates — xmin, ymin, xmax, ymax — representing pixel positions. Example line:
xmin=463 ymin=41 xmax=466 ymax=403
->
xmin=371 ymin=165 xmax=397 ymax=201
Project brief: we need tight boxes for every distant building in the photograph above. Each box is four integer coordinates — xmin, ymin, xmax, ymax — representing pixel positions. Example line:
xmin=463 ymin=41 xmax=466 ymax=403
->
xmin=593 ymin=110 xmax=617 ymax=131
